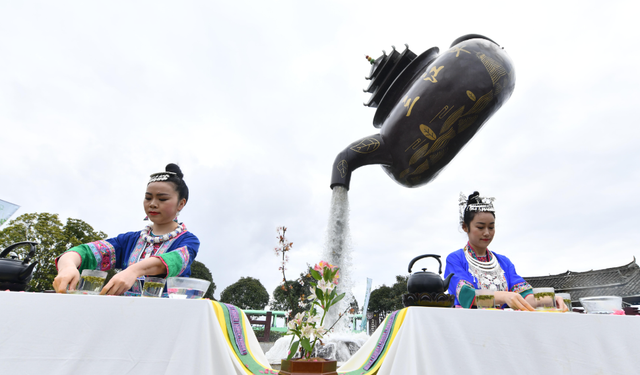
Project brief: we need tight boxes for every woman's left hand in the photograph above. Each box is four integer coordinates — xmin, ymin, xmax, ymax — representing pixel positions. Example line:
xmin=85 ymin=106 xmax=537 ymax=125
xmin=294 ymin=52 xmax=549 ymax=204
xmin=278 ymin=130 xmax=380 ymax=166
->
xmin=555 ymin=295 xmax=569 ymax=312
xmin=100 ymin=269 xmax=138 ymax=296
xmin=495 ymin=291 xmax=536 ymax=311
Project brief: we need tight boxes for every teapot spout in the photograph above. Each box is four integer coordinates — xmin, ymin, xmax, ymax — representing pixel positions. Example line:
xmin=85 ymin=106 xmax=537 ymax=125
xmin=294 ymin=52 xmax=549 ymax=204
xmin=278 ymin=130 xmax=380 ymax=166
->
xmin=18 ymin=262 xmax=37 ymax=282
xmin=443 ymin=272 xmax=454 ymax=291
xmin=330 ymin=133 xmax=392 ymax=190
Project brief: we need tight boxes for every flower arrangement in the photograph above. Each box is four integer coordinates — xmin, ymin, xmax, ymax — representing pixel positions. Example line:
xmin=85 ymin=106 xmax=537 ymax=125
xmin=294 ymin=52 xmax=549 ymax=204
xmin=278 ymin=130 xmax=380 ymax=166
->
xmin=285 ymin=261 xmax=345 ymax=360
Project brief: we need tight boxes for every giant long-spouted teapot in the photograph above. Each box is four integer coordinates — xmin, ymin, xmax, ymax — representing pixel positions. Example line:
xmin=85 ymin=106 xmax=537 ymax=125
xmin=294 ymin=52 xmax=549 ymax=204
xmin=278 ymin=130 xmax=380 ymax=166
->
xmin=330 ymin=34 xmax=515 ymax=189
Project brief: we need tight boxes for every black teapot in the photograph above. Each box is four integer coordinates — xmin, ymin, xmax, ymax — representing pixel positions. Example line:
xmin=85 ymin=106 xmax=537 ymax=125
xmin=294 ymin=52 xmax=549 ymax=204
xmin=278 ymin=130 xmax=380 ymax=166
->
xmin=407 ymin=254 xmax=453 ymax=294
xmin=0 ymin=241 xmax=38 ymax=291
xmin=330 ymin=34 xmax=514 ymax=189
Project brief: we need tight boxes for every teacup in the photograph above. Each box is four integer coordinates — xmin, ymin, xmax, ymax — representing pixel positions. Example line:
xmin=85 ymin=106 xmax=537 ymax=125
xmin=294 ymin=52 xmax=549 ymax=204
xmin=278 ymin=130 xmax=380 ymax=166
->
xmin=475 ymin=289 xmax=495 ymax=309
xmin=74 ymin=269 xmax=107 ymax=295
xmin=532 ymin=287 xmax=556 ymax=310
xmin=141 ymin=277 xmax=166 ymax=298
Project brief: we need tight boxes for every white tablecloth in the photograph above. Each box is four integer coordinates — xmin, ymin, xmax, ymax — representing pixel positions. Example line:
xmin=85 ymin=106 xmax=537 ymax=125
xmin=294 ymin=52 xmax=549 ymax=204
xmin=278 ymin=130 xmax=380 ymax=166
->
xmin=339 ymin=307 xmax=640 ymax=375
xmin=4 ymin=293 xmax=639 ymax=375
xmin=0 ymin=292 xmax=271 ymax=375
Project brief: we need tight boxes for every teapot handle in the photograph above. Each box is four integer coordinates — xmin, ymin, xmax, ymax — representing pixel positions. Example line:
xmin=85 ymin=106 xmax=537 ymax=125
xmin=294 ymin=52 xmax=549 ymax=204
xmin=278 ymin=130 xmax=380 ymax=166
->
xmin=0 ymin=241 xmax=38 ymax=264
xmin=408 ymin=254 xmax=442 ymax=275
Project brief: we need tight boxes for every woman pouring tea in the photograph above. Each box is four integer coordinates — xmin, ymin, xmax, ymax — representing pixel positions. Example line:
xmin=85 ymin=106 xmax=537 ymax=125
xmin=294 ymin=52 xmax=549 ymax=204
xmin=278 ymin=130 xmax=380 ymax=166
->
xmin=444 ymin=191 xmax=567 ymax=311
xmin=53 ymin=163 xmax=200 ymax=295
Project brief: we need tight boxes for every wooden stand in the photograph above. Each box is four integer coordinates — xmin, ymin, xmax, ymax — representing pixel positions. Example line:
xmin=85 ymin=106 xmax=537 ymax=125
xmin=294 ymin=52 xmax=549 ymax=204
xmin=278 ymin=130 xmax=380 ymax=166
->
xmin=402 ymin=292 xmax=455 ymax=307
xmin=279 ymin=359 xmax=338 ymax=375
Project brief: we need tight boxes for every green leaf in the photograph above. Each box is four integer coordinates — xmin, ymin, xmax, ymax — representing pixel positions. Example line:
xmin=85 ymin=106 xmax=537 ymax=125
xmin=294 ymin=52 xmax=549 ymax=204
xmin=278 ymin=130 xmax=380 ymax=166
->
xmin=322 ymin=271 xmax=330 ymax=282
xmin=325 ymin=268 xmax=336 ymax=281
xmin=316 ymin=288 xmax=324 ymax=301
xmin=329 ymin=289 xmax=337 ymax=299
xmin=287 ymin=340 xmax=299 ymax=360
xmin=300 ymin=337 xmax=312 ymax=353
xmin=310 ymin=269 xmax=322 ymax=281
xmin=332 ymin=292 xmax=346 ymax=305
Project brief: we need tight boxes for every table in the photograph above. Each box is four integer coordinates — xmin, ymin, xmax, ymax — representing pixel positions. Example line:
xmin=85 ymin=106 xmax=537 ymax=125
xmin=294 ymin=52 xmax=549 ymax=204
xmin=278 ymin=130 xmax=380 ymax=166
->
xmin=339 ymin=306 xmax=640 ymax=375
xmin=4 ymin=293 xmax=640 ymax=375
xmin=0 ymin=292 xmax=271 ymax=375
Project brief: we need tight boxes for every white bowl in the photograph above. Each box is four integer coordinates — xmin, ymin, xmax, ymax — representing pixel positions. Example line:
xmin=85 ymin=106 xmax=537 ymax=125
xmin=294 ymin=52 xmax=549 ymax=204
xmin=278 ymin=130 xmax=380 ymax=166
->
xmin=166 ymin=277 xmax=211 ymax=299
xmin=579 ymin=296 xmax=622 ymax=314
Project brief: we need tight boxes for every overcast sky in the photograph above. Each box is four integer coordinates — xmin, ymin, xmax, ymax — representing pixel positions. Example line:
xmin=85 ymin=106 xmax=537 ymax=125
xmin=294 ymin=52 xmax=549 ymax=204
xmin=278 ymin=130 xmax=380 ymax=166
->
xmin=2 ymin=1 xmax=639 ymax=304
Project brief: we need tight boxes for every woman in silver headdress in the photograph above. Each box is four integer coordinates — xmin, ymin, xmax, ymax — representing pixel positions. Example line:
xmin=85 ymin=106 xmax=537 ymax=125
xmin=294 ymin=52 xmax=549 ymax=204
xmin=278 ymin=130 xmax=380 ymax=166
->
xmin=444 ymin=192 xmax=567 ymax=311
xmin=52 ymin=163 xmax=200 ymax=295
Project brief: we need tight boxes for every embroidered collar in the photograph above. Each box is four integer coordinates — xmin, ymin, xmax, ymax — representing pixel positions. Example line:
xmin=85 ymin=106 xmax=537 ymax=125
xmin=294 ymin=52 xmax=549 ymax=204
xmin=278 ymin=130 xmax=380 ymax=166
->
xmin=141 ymin=223 xmax=186 ymax=244
xmin=464 ymin=243 xmax=493 ymax=262
xmin=463 ymin=242 xmax=507 ymax=291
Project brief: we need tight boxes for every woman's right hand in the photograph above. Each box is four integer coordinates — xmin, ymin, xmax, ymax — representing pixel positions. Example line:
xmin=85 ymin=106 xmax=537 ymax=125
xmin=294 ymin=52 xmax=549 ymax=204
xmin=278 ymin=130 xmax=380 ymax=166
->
xmin=99 ymin=268 xmax=138 ymax=296
xmin=495 ymin=291 xmax=536 ymax=311
xmin=53 ymin=266 xmax=80 ymax=293
xmin=52 ymin=252 xmax=82 ymax=293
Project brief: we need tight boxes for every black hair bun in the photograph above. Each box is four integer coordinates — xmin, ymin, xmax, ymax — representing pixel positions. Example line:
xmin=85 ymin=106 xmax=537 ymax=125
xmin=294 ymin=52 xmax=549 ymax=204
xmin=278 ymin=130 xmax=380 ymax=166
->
xmin=165 ymin=163 xmax=184 ymax=179
xmin=467 ymin=191 xmax=480 ymax=204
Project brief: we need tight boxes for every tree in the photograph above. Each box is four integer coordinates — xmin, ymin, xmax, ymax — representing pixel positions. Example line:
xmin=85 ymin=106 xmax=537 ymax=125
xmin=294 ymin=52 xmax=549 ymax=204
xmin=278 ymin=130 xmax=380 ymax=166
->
xmin=270 ymin=270 xmax=314 ymax=316
xmin=0 ymin=213 xmax=107 ymax=291
xmin=271 ymin=226 xmax=313 ymax=318
xmin=220 ymin=276 xmax=269 ymax=310
xmin=367 ymin=275 xmax=408 ymax=317
xmin=391 ymin=275 xmax=408 ymax=301
xmin=190 ymin=260 xmax=217 ymax=300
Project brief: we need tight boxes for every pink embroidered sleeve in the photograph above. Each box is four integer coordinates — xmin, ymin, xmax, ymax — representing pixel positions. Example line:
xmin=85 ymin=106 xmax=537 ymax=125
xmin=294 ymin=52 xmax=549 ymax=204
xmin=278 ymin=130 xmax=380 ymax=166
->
xmin=153 ymin=246 xmax=190 ymax=277
xmin=86 ymin=240 xmax=116 ymax=271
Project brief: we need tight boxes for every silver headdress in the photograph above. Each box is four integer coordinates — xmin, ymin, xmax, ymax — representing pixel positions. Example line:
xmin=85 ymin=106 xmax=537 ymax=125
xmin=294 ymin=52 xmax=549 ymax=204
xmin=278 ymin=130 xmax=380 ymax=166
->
xmin=459 ymin=192 xmax=496 ymax=225
xmin=148 ymin=171 xmax=176 ymax=183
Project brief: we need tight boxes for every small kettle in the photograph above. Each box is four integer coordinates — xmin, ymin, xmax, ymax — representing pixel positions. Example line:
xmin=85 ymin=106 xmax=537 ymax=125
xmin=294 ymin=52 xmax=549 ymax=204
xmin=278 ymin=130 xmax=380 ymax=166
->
xmin=407 ymin=254 xmax=453 ymax=294
xmin=0 ymin=241 xmax=38 ymax=291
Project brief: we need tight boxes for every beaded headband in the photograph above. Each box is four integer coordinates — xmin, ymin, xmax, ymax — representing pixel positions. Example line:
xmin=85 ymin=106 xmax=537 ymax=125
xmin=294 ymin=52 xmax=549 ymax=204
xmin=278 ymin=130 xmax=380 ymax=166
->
xmin=148 ymin=171 xmax=176 ymax=184
xmin=458 ymin=192 xmax=495 ymax=224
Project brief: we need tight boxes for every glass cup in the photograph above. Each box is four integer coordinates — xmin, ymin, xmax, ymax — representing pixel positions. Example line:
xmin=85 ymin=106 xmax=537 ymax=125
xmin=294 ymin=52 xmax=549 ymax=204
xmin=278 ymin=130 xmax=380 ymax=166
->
xmin=75 ymin=269 xmax=107 ymax=295
xmin=475 ymin=289 xmax=495 ymax=309
xmin=141 ymin=276 xmax=166 ymax=298
xmin=557 ymin=293 xmax=572 ymax=311
xmin=167 ymin=277 xmax=211 ymax=299
xmin=532 ymin=287 xmax=556 ymax=310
